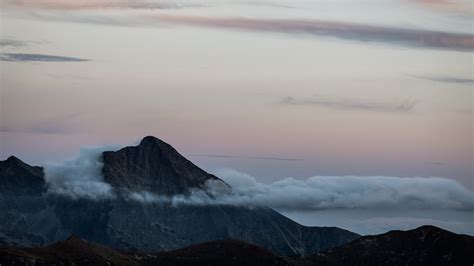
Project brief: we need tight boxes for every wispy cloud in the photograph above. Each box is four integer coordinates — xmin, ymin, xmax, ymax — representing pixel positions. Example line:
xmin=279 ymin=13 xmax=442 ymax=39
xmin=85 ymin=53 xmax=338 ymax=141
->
xmin=0 ymin=39 xmax=29 ymax=48
xmin=0 ymin=53 xmax=90 ymax=62
xmin=408 ymin=74 xmax=474 ymax=85
xmin=4 ymin=1 xmax=473 ymax=51
xmin=151 ymin=14 xmax=474 ymax=51
xmin=0 ymin=38 xmax=47 ymax=48
xmin=5 ymin=0 xmax=200 ymax=10
xmin=190 ymin=154 xmax=303 ymax=162
xmin=281 ymin=95 xmax=417 ymax=113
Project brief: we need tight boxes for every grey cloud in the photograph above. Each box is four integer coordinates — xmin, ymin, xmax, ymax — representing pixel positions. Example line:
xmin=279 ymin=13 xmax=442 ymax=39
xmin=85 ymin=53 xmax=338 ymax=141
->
xmin=190 ymin=154 xmax=303 ymax=161
xmin=153 ymin=15 xmax=474 ymax=51
xmin=0 ymin=53 xmax=90 ymax=62
xmin=5 ymin=0 xmax=201 ymax=10
xmin=281 ymin=95 xmax=417 ymax=113
xmin=0 ymin=38 xmax=46 ymax=48
xmin=0 ymin=39 xmax=29 ymax=48
xmin=6 ymin=7 xmax=473 ymax=51
xmin=409 ymin=74 xmax=474 ymax=85
xmin=0 ymin=125 xmax=71 ymax=135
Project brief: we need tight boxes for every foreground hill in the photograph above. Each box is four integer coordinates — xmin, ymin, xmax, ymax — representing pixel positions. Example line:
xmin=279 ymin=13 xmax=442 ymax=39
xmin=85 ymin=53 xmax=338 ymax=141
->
xmin=312 ymin=225 xmax=474 ymax=266
xmin=0 ymin=136 xmax=358 ymax=256
xmin=1 ymin=226 xmax=472 ymax=266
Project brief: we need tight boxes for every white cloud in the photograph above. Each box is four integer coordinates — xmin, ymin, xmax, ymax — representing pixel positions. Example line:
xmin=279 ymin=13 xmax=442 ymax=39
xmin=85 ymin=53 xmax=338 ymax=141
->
xmin=127 ymin=168 xmax=474 ymax=211
xmin=210 ymin=168 xmax=474 ymax=211
xmin=44 ymin=146 xmax=119 ymax=200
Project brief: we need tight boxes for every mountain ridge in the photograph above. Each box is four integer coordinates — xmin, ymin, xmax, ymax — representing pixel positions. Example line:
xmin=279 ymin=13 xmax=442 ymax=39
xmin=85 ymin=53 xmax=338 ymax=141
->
xmin=1 ymin=226 xmax=471 ymax=266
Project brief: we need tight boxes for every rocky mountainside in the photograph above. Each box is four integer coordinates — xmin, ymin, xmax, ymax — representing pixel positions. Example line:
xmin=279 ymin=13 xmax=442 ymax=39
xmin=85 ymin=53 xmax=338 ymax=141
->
xmin=1 ymin=226 xmax=472 ymax=266
xmin=311 ymin=225 xmax=474 ymax=266
xmin=0 ymin=156 xmax=45 ymax=195
xmin=0 ymin=136 xmax=359 ymax=256
xmin=103 ymin=136 xmax=229 ymax=195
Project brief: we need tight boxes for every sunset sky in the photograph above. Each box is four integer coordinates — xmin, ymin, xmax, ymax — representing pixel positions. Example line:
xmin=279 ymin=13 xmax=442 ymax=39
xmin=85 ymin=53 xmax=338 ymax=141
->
xmin=0 ymin=0 xmax=473 ymax=233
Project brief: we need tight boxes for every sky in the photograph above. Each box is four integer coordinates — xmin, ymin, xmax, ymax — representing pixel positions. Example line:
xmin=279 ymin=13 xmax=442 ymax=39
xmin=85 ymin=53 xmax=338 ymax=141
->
xmin=0 ymin=0 xmax=473 ymax=234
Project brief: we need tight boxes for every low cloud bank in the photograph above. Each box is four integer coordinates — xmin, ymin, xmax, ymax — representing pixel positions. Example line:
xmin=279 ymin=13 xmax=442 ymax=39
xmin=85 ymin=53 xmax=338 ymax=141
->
xmin=131 ymin=169 xmax=474 ymax=211
xmin=44 ymin=146 xmax=118 ymax=200
xmin=207 ymin=169 xmax=474 ymax=211
xmin=43 ymin=148 xmax=474 ymax=211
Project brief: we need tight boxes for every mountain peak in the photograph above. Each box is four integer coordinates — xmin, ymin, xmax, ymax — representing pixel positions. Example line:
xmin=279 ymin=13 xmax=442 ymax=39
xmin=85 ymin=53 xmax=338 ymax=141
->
xmin=102 ymin=136 xmax=229 ymax=195
xmin=0 ymin=156 xmax=45 ymax=194
xmin=6 ymin=155 xmax=21 ymax=163
xmin=139 ymin=135 xmax=165 ymax=145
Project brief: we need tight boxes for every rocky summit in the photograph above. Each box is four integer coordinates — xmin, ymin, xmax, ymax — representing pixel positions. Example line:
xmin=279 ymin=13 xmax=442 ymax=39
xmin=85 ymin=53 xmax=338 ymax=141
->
xmin=102 ymin=136 xmax=228 ymax=195
xmin=0 ymin=136 xmax=359 ymax=256
xmin=0 ymin=156 xmax=45 ymax=195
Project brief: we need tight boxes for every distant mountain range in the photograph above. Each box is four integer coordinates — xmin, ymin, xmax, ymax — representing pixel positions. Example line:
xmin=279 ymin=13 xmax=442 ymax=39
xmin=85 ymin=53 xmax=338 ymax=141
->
xmin=0 ymin=136 xmax=358 ymax=256
xmin=1 ymin=225 xmax=472 ymax=266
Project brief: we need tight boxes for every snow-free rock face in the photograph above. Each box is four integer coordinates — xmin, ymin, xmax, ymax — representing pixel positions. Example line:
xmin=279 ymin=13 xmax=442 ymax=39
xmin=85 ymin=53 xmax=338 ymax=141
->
xmin=102 ymin=136 xmax=228 ymax=195
xmin=0 ymin=156 xmax=45 ymax=195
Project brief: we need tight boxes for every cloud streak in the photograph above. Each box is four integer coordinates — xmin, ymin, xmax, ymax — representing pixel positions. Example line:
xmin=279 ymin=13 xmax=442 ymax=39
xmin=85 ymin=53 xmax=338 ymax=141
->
xmin=281 ymin=95 xmax=417 ymax=113
xmin=152 ymin=14 xmax=474 ymax=51
xmin=0 ymin=53 xmax=90 ymax=62
xmin=4 ymin=0 xmax=197 ymax=10
xmin=0 ymin=39 xmax=29 ymax=48
xmin=190 ymin=154 xmax=303 ymax=161
xmin=409 ymin=74 xmax=474 ymax=84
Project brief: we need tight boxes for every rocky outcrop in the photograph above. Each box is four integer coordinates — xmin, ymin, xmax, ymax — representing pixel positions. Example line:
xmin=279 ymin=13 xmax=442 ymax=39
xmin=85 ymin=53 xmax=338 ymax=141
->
xmin=102 ymin=136 xmax=228 ymax=195
xmin=0 ymin=156 xmax=45 ymax=195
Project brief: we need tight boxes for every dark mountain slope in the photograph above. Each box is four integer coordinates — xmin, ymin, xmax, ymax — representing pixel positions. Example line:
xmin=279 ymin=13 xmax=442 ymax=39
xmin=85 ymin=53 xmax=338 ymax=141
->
xmin=0 ymin=156 xmax=45 ymax=195
xmin=102 ymin=136 xmax=229 ymax=195
xmin=312 ymin=225 xmax=474 ymax=266
xmin=104 ymin=202 xmax=358 ymax=255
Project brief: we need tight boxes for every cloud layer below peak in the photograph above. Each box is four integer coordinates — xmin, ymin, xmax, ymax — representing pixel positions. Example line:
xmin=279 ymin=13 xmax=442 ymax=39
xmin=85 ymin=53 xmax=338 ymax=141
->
xmin=42 ymin=148 xmax=473 ymax=211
